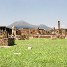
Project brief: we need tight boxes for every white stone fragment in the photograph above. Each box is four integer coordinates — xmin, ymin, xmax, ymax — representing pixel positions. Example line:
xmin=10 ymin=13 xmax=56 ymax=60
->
xmin=28 ymin=47 xmax=32 ymax=50
xmin=14 ymin=53 xmax=21 ymax=55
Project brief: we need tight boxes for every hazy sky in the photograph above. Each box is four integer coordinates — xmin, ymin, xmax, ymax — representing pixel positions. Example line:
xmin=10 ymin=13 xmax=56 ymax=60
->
xmin=0 ymin=0 xmax=67 ymax=28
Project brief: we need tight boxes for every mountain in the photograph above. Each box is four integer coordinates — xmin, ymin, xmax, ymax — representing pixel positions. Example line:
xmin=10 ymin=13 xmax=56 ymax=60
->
xmin=7 ymin=21 xmax=52 ymax=30
xmin=7 ymin=21 xmax=38 ymax=29
xmin=38 ymin=24 xmax=52 ymax=30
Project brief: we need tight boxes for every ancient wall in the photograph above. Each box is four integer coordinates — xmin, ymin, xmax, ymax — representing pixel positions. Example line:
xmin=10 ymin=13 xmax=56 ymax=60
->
xmin=33 ymin=35 xmax=51 ymax=38
xmin=20 ymin=28 xmax=49 ymax=35
xmin=0 ymin=38 xmax=14 ymax=46
xmin=0 ymin=38 xmax=8 ymax=46
xmin=20 ymin=29 xmax=29 ymax=35
xmin=0 ymin=30 xmax=15 ymax=46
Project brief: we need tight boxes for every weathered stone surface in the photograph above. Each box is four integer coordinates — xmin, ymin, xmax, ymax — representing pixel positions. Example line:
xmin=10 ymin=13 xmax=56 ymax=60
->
xmin=0 ymin=38 xmax=14 ymax=46
xmin=51 ymin=35 xmax=57 ymax=40
xmin=0 ymin=38 xmax=8 ymax=46
xmin=59 ymin=35 xmax=65 ymax=39
xmin=33 ymin=35 xmax=51 ymax=38
xmin=8 ymin=38 xmax=15 ymax=46
xmin=21 ymin=35 xmax=29 ymax=40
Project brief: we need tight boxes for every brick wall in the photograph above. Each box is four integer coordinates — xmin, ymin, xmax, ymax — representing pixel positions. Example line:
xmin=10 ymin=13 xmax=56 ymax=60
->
xmin=33 ymin=35 xmax=51 ymax=38
xmin=0 ymin=38 xmax=8 ymax=46
xmin=0 ymin=38 xmax=14 ymax=46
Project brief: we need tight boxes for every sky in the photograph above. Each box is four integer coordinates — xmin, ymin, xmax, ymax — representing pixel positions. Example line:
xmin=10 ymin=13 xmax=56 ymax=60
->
xmin=0 ymin=0 xmax=67 ymax=28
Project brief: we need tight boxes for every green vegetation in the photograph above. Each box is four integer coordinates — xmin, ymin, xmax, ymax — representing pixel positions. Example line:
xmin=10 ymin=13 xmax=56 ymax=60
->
xmin=0 ymin=38 xmax=67 ymax=67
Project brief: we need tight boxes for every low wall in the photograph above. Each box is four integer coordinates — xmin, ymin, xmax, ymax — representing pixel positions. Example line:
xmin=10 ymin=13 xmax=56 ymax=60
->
xmin=33 ymin=35 xmax=51 ymax=38
xmin=33 ymin=35 xmax=66 ymax=39
xmin=0 ymin=38 xmax=8 ymax=46
xmin=0 ymin=38 xmax=14 ymax=46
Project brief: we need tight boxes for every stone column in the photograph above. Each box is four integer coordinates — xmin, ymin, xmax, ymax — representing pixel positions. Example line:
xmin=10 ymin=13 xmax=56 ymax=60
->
xmin=58 ymin=21 xmax=61 ymax=34
xmin=58 ymin=21 xmax=60 ymax=30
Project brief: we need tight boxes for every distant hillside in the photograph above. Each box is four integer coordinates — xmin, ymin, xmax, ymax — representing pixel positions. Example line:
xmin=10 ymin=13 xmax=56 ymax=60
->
xmin=38 ymin=24 xmax=52 ymax=30
xmin=8 ymin=21 xmax=37 ymax=29
xmin=7 ymin=21 xmax=52 ymax=30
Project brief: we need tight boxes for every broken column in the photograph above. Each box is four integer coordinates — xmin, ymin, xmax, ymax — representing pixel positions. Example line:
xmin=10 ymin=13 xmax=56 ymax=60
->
xmin=58 ymin=21 xmax=61 ymax=35
xmin=58 ymin=21 xmax=60 ymax=30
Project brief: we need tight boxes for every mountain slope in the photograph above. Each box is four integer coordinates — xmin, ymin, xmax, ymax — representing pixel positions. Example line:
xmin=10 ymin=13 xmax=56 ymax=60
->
xmin=7 ymin=21 xmax=52 ymax=30
xmin=8 ymin=21 xmax=37 ymax=29
xmin=38 ymin=24 xmax=52 ymax=30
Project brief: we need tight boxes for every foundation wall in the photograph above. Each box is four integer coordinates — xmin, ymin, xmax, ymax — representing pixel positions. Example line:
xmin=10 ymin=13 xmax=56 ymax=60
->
xmin=0 ymin=38 xmax=14 ymax=46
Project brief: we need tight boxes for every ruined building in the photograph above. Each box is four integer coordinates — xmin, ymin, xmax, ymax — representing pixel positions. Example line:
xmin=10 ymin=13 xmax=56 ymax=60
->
xmin=0 ymin=26 xmax=14 ymax=46
xmin=52 ymin=21 xmax=67 ymax=38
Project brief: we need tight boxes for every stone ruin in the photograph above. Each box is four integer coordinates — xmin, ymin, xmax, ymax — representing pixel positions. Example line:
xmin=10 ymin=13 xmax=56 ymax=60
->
xmin=51 ymin=21 xmax=66 ymax=39
xmin=11 ymin=21 xmax=67 ymax=40
xmin=11 ymin=26 xmax=29 ymax=40
xmin=0 ymin=29 xmax=14 ymax=46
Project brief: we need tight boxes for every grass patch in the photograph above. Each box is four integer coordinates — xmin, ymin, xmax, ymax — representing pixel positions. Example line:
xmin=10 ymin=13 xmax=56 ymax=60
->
xmin=0 ymin=38 xmax=67 ymax=67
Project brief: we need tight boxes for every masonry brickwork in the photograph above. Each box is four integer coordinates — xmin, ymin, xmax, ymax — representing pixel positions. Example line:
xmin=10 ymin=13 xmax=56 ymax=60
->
xmin=0 ymin=28 xmax=14 ymax=46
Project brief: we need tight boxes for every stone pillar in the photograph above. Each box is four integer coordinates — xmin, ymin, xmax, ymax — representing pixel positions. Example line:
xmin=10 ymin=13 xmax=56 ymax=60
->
xmin=58 ymin=21 xmax=60 ymax=30
xmin=58 ymin=21 xmax=61 ymax=35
